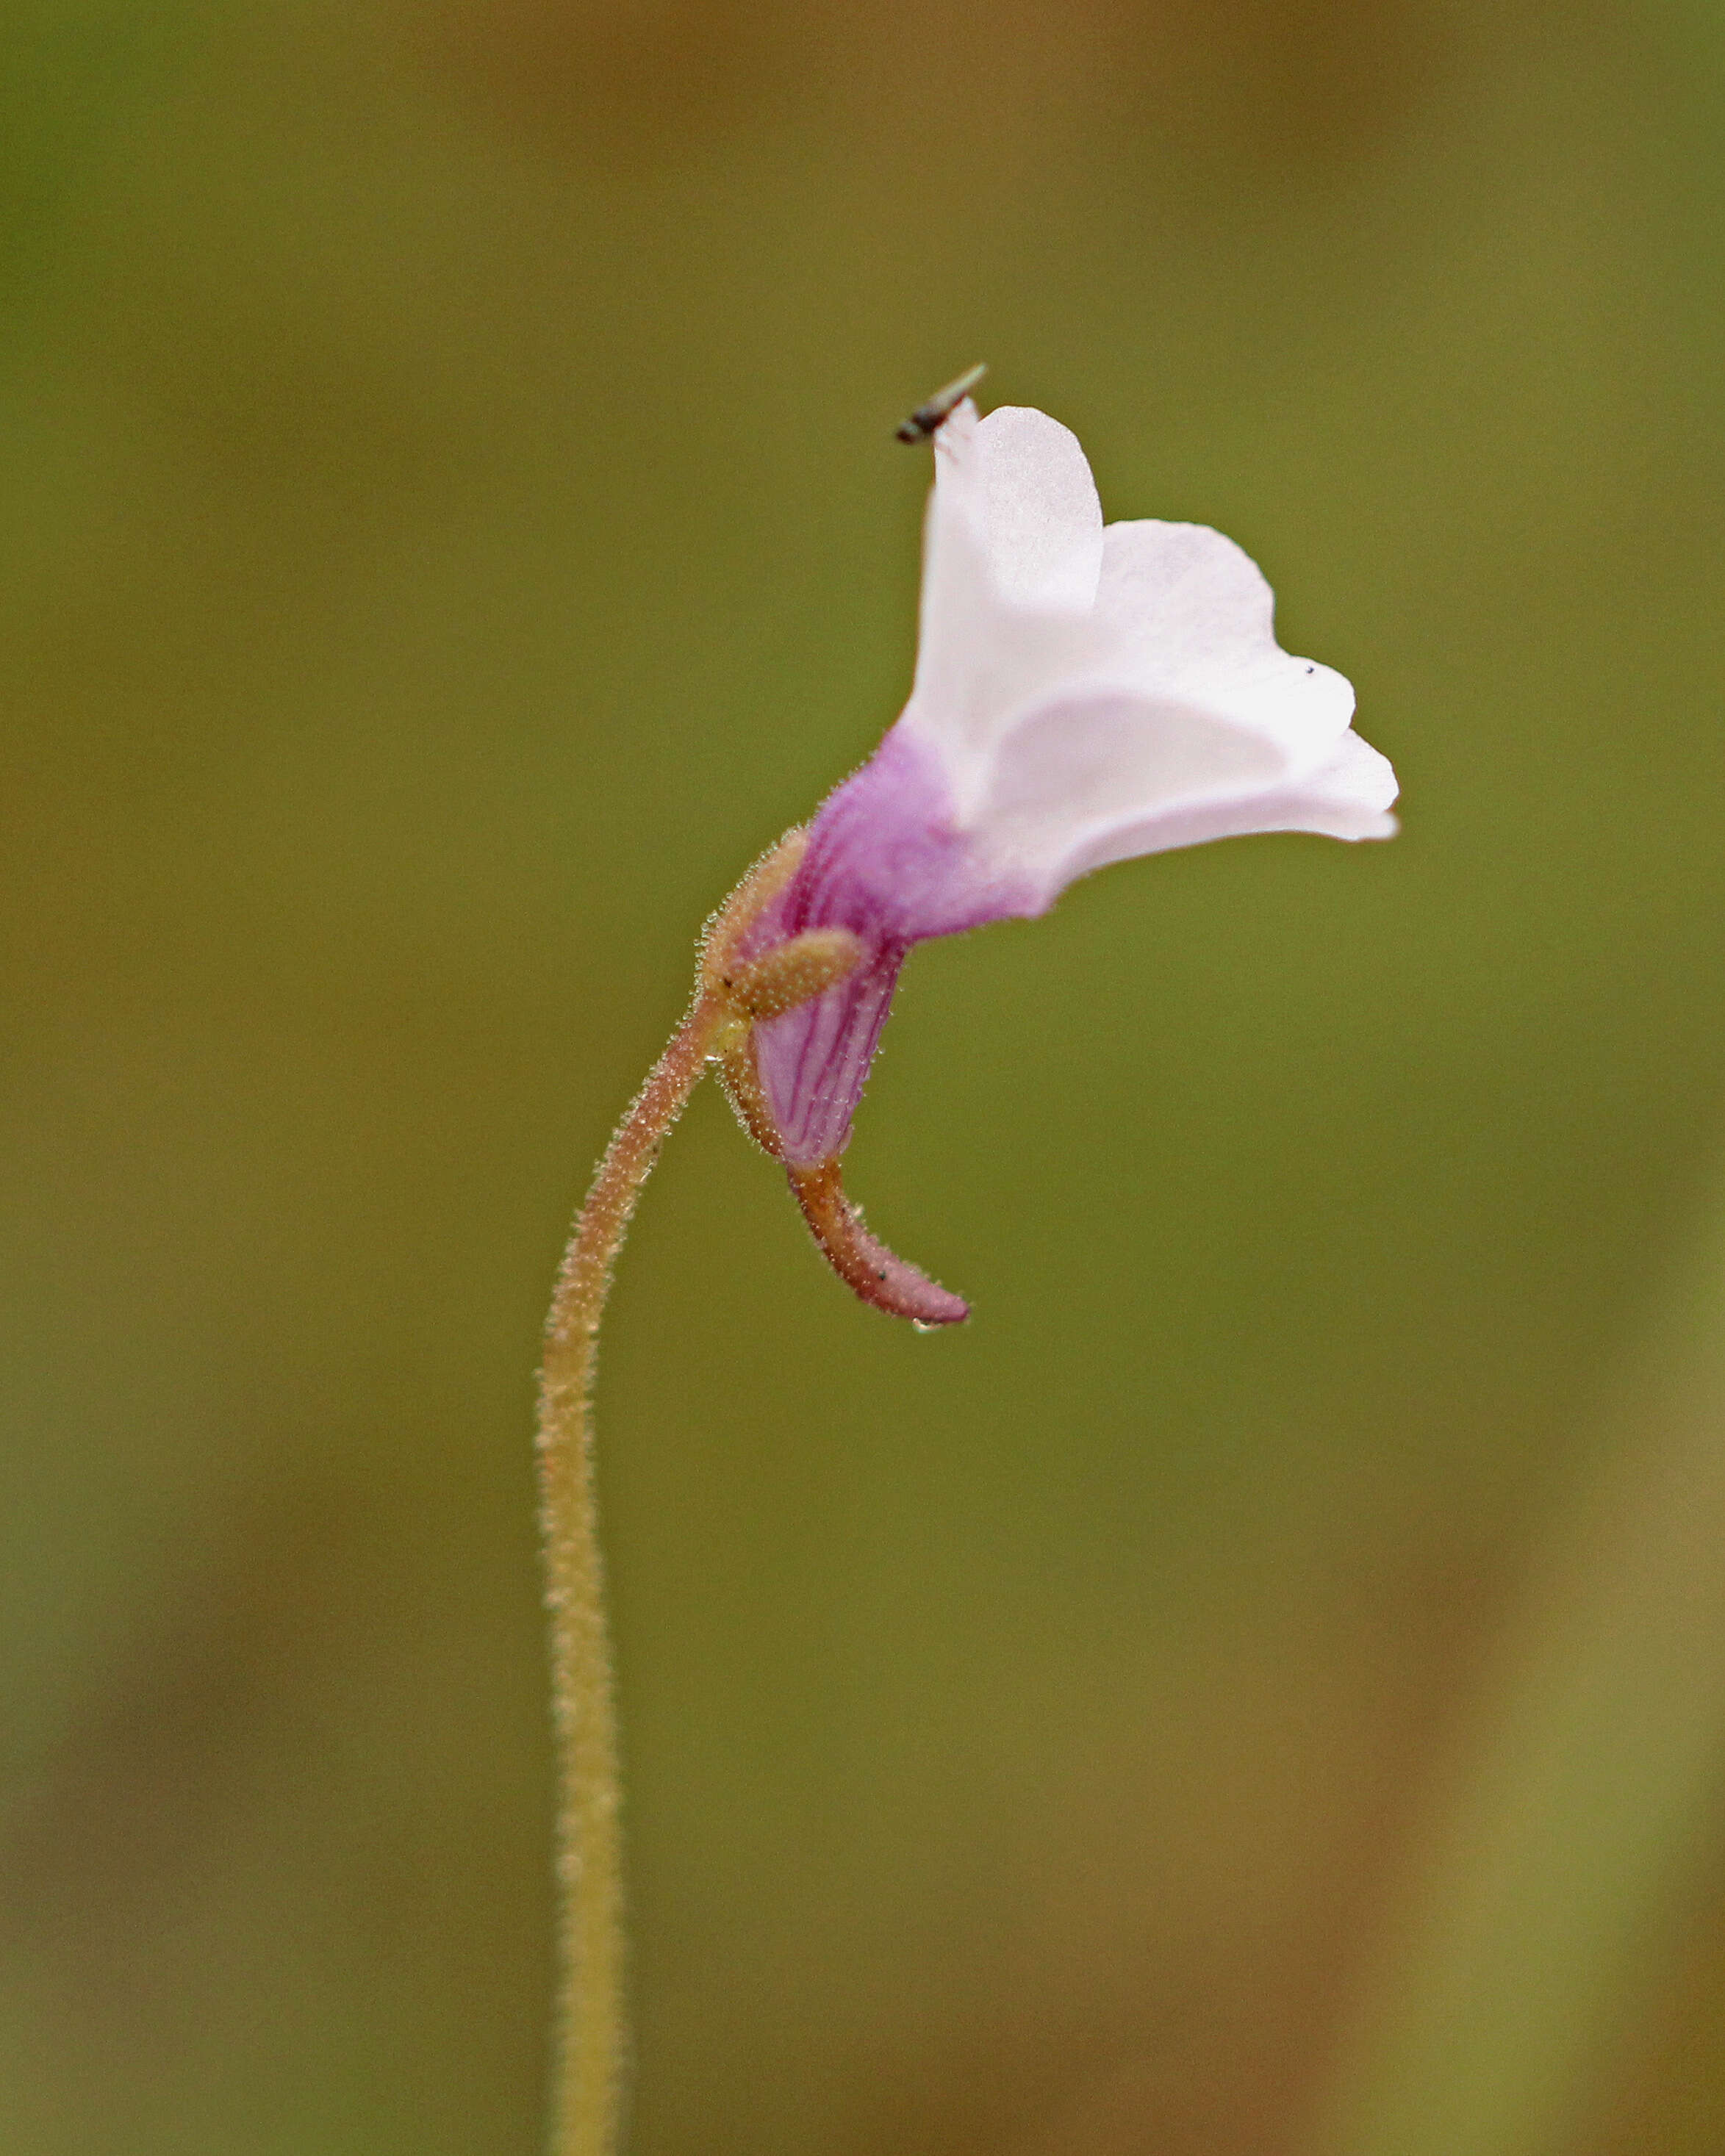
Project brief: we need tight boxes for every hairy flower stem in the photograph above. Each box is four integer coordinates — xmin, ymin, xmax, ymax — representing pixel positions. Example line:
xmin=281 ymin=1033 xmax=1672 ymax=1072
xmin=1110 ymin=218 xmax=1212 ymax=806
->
xmin=536 ymin=986 xmax=725 ymax=2156
xmin=536 ymin=828 xmax=875 ymax=2156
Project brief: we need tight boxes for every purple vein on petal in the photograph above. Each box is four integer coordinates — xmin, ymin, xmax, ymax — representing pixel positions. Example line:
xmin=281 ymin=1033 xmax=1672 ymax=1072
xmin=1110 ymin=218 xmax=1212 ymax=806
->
xmin=742 ymin=726 xmax=1039 ymax=1167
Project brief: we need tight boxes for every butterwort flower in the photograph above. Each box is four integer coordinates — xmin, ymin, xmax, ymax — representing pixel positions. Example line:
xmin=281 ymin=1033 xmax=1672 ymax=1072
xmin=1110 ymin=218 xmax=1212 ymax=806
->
xmin=537 ymin=389 xmax=1400 ymax=2156
xmin=717 ymin=398 xmax=1397 ymax=1324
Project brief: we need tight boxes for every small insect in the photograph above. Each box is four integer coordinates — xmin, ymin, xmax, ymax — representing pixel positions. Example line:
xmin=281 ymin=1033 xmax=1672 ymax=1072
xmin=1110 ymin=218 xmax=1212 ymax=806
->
xmin=895 ymin=363 xmax=988 ymax=444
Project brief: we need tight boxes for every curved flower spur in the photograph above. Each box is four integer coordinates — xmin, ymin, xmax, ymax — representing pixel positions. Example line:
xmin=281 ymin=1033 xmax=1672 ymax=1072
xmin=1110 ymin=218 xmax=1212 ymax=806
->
xmin=535 ymin=377 xmax=1399 ymax=2156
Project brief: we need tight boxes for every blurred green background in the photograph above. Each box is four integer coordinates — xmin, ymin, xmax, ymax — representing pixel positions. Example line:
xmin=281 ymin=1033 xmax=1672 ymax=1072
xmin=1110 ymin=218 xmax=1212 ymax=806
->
xmin=4 ymin=0 xmax=1725 ymax=2149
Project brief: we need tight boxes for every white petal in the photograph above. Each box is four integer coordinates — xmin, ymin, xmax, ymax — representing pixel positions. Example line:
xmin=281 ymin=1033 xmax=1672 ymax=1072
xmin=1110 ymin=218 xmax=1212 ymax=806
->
xmin=906 ymin=403 xmax=1106 ymax=786
xmin=962 ymin=406 xmax=1104 ymax=610
xmin=1093 ymin=520 xmax=1356 ymax=772
xmin=975 ymin=690 xmax=1398 ymax=908
xmin=1072 ymin=725 xmax=1401 ymax=870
